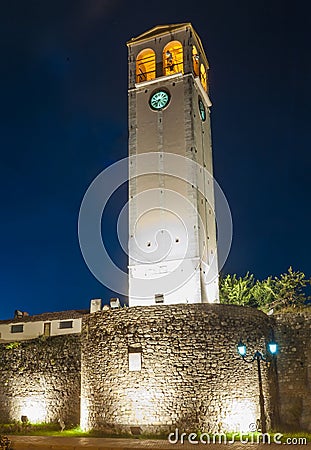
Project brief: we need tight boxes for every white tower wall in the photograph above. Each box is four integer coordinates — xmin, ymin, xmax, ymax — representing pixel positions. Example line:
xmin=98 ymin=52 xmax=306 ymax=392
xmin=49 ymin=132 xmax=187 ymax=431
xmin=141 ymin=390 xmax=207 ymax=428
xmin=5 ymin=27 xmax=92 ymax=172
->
xmin=127 ymin=24 xmax=219 ymax=306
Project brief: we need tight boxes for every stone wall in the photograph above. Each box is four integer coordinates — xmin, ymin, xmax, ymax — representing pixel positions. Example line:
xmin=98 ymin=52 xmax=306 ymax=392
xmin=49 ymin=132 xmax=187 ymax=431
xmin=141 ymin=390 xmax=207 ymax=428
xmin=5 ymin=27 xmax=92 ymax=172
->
xmin=0 ymin=305 xmax=309 ymax=433
xmin=81 ymin=304 xmax=276 ymax=434
xmin=274 ymin=310 xmax=311 ymax=432
xmin=0 ymin=334 xmax=81 ymax=425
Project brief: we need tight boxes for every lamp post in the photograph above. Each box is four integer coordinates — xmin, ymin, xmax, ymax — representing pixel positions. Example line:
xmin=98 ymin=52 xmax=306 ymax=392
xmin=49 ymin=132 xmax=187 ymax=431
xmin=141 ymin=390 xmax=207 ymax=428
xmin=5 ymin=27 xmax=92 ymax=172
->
xmin=237 ymin=340 xmax=278 ymax=434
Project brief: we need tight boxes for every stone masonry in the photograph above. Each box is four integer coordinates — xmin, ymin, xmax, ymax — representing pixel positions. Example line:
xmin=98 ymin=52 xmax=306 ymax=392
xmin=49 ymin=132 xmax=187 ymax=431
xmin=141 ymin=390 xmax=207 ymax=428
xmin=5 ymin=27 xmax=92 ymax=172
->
xmin=0 ymin=304 xmax=310 ymax=433
xmin=0 ymin=334 xmax=81 ymax=425
xmin=81 ymin=304 xmax=276 ymax=434
xmin=275 ymin=310 xmax=311 ymax=431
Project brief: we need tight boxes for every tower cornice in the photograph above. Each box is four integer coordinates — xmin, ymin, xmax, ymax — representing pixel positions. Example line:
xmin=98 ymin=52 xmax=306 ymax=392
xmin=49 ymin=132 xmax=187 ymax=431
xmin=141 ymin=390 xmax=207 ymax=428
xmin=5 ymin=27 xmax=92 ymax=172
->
xmin=126 ymin=23 xmax=192 ymax=45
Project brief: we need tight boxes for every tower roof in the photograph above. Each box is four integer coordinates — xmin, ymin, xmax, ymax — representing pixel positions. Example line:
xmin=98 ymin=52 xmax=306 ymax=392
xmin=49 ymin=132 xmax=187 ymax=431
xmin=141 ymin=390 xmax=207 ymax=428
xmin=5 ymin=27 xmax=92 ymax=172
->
xmin=127 ymin=23 xmax=191 ymax=44
xmin=128 ymin=22 xmax=196 ymax=44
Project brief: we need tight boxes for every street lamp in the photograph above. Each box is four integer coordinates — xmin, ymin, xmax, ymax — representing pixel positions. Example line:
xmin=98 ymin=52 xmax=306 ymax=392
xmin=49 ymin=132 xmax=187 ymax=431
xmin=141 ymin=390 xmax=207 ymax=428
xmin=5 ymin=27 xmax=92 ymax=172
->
xmin=237 ymin=340 xmax=278 ymax=433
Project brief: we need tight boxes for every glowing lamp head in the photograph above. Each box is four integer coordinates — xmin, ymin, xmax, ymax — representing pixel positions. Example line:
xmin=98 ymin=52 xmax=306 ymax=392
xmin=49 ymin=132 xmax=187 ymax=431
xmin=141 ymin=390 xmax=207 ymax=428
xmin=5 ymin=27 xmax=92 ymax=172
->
xmin=237 ymin=341 xmax=247 ymax=357
xmin=268 ymin=341 xmax=278 ymax=355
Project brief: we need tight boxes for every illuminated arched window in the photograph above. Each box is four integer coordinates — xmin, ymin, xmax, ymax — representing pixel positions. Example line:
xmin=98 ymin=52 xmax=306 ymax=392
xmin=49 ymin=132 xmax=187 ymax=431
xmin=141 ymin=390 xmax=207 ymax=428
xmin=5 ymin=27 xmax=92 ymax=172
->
xmin=163 ymin=41 xmax=183 ymax=76
xmin=136 ymin=48 xmax=156 ymax=83
xmin=192 ymin=45 xmax=199 ymax=76
xmin=200 ymin=63 xmax=207 ymax=92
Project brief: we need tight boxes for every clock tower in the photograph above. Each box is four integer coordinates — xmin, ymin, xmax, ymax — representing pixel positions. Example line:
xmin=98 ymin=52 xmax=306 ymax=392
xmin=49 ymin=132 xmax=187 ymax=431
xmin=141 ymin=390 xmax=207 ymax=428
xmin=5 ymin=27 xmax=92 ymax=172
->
xmin=127 ymin=23 xmax=219 ymax=307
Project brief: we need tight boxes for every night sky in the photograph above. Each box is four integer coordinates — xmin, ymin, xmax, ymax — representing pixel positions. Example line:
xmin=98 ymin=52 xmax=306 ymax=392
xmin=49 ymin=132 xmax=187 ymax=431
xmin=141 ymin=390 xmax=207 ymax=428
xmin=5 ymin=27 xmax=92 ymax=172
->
xmin=1 ymin=1 xmax=310 ymax=319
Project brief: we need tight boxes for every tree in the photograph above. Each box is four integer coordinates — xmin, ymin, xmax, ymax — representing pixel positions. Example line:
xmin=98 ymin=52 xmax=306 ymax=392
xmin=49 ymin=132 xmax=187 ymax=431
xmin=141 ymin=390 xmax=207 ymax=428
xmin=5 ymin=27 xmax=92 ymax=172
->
xmin=219 ymin=273 xmax=255 ymax=306
xmin=269 ymin=267 xmax=310 ymax=311
xmin=219 ymin=267 xmax=310 ymax=313
xmin=251 ymin=276 xmax=276 ymax=311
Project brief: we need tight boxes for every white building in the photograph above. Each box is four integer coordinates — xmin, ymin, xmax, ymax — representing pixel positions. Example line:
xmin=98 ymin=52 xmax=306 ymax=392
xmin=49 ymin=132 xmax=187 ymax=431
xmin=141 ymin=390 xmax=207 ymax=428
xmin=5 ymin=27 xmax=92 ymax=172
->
xmin=0 ymin=309 xmax=88 ymax=342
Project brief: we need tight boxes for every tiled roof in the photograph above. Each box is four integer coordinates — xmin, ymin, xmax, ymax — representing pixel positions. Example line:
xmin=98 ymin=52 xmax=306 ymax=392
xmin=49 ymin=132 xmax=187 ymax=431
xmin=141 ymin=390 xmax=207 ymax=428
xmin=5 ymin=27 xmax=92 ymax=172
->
xmin=0 ymin=309 xmax=89 ymax=324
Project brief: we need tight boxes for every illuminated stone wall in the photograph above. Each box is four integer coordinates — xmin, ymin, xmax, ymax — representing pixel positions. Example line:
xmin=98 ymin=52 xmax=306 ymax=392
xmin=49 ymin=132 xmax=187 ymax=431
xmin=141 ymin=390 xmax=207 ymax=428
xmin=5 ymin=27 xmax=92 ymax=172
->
xmin=1 ymin=306 xmax=308 ymax=432
xmin=0 ymin=334 xmax=81 ymax=425
xmin=275 ymin=311 xmax=311 ymax=432
xmin=81 ymin=304 xmax=276 ymax=433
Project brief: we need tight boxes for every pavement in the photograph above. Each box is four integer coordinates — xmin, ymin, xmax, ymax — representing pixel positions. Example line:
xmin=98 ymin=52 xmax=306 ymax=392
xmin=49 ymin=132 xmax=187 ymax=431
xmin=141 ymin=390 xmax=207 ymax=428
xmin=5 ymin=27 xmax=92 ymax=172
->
xmin=5 ymin=436 xmax=311 ymax=450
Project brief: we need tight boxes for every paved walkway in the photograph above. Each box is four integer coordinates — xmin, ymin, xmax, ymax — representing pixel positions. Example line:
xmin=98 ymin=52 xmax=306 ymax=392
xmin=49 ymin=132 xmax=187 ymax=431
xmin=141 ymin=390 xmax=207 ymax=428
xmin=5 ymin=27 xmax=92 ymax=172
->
xmin=6 ymin=435 xmax=311 ymax=450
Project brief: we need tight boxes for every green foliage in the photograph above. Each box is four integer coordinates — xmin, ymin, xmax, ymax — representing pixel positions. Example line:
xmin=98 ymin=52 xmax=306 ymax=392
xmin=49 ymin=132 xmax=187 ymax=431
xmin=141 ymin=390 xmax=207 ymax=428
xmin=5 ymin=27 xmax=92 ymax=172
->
xmin=219 ymin=267 xmax=311 ymax=313
xmin=5 ymin=342 xmax=21 ymax=350
xmin=251 ymin=276 xmax=276 ymax=309
xmin=271 ymin=267 xmax=309 ymax=311
xmin=219 ymin=273 xmax=255 ymax=306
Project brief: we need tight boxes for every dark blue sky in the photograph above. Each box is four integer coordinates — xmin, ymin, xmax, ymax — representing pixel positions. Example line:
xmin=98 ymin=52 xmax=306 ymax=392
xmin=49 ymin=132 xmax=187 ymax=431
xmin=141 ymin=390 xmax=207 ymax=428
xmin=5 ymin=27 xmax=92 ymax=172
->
xmin=1 ymin=1 xmax=310 ymax=319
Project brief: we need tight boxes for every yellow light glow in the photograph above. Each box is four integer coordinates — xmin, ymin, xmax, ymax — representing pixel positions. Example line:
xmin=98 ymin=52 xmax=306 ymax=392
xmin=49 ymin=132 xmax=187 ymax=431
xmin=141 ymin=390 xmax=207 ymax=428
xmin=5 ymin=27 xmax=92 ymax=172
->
xmin=192 ymin=45 xmax=199 ymax=76
xmin=163 ymin=41 xmax=184 ymax=76
xmin=136 ymin=48 xmax=156 ymax=83
xmin=223 ymin=399 xmax=257 ymax=433
xmin=17 ymin=396 xmax=47 ymax=423
xmin=125 ymin=387 xmax=161 ymax=425
xmin=200 ymin=63 xmax=207 ymax=92
xmin=80 ymin=396 xmax=89 ymax=431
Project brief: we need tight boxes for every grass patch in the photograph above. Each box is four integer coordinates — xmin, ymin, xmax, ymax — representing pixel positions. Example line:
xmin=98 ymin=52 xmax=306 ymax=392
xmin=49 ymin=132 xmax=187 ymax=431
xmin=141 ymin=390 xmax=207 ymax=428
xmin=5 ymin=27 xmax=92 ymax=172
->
xmin=1 ymin=423 xmax=310 ymax=442
xmin=278 ymin=431 xmax=310 ymax=441
xmin=0 ymin=423 xmax=166 ymax=439
xmin=0 ymin=424 xmax=89 ymax=437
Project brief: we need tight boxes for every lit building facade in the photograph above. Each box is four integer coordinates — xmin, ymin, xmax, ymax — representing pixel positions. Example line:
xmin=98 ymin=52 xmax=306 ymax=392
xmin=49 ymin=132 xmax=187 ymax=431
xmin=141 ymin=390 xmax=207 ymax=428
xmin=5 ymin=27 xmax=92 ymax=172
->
xmin=0 ymin=310 xmax=87 ymax=342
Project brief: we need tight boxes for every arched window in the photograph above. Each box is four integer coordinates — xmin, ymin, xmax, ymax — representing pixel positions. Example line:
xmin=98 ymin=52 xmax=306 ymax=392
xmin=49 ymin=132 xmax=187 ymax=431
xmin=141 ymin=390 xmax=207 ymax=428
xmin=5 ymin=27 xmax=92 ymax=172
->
xmin=136 ymin=48 xmax=156 ymax=83
xmin=163 ymin=41 xmax=183 ymax=76
xmin=200 ymin=63 xmax=207 ymax=92
xmin=192 ymin=45 xmax=199 ymax=76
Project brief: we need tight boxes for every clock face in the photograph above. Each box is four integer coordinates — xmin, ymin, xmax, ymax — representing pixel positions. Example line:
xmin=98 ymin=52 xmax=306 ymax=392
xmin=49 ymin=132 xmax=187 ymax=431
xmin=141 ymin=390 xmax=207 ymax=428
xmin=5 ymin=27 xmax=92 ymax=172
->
xmin=150 ymin=90 xmax=170 ymax=110
xmin=198 ymin=98 xmax=206 ymax=121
